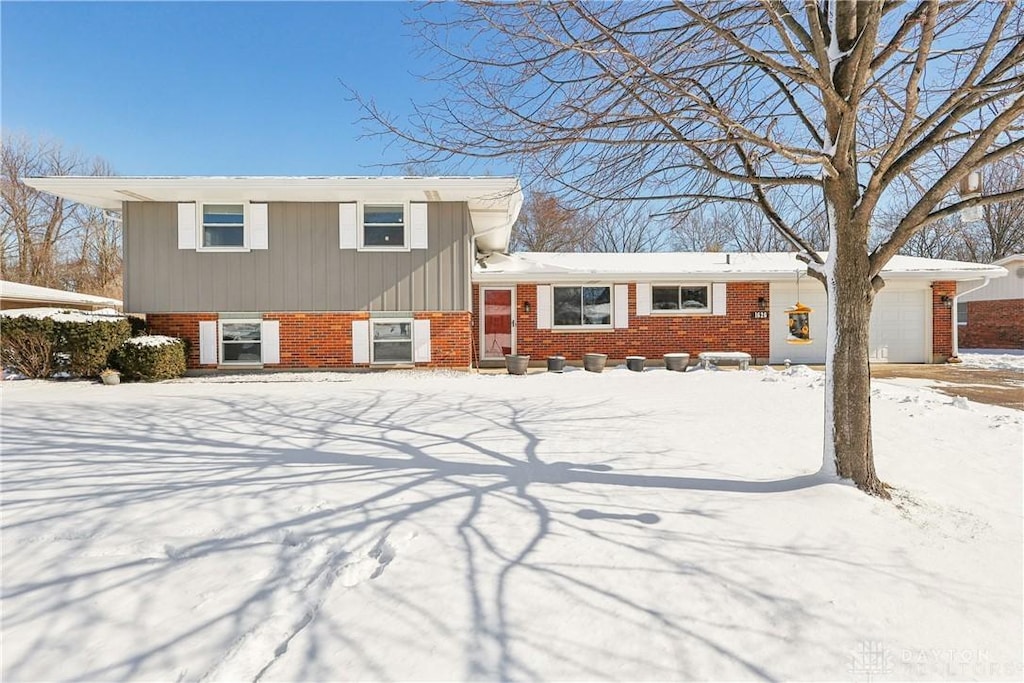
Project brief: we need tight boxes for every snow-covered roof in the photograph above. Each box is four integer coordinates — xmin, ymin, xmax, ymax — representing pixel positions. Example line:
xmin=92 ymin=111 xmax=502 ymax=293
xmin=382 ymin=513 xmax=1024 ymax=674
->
xmin=473 ymin=252 xmax=1009 ymax=283
xmin=22 ymin=176 xmax=524 ymax=253
xmin=0 ymin=307 xmax=125 ymax=322
xmin=992 ymin=254 xmax=1024 ymax=267
xmin=1 ymin=280 xmax=122 ymax=308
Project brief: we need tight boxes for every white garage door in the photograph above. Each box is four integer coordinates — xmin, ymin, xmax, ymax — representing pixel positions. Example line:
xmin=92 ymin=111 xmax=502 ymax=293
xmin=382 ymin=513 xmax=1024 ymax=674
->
xmin=869 ymin=286 xmax=929 ymax=363
xmin=769 ymin=282 xmax=929 ymax=364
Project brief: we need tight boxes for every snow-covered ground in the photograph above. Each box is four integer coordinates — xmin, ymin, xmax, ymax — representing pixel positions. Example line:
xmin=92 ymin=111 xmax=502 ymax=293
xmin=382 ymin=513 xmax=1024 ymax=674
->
xmin=1 ymin=364 xmax=1021 ymax=681
xmin=958 ymin=348 xmax=1024 ymax=371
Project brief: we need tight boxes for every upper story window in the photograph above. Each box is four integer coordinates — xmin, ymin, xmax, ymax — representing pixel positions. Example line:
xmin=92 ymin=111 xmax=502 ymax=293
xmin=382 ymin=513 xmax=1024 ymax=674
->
xmin=202 ymin=204 xmax=246 ymax=248
xmin=553 ymin=285 xmax=611 ymax=327
xmin=652 ymin=285 xmax=710 ymax=313
xmin=363 ymin=205 xmax=406 ymax=248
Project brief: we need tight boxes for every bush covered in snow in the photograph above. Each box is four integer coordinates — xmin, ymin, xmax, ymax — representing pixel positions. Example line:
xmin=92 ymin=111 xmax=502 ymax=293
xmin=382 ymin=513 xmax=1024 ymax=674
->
xmin=0 ymin=310 xmax=131 ymax=378
xmin=110 ymin=335 xmax=186 ymax=381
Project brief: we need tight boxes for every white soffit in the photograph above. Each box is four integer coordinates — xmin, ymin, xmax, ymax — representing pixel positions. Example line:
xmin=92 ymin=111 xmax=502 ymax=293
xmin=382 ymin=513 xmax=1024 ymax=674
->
xmin=22 ymin=176 xmax=524 ymax=250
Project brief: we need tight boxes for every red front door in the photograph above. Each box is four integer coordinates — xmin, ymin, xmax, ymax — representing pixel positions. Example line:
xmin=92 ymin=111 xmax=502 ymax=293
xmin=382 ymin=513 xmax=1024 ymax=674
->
xmin=482 ymin=288 xmax=514 ymax=359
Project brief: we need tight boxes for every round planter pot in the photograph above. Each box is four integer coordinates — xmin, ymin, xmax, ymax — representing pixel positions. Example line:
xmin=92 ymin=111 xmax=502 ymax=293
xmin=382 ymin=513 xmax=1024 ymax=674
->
xmin=583 ymin=353 xmax=608 ymax=373
xmin=626 ymin=356 xmax=646 ymax=372
xmin=664 ymin=353 xmax=690 ymax=372
xmin=546 ymin=355 xmax=566 ymax=373
xmin=505 ymin=354 xmax=530 ymax=375
xmin=100 ymin=373 xmax=121 ymax=386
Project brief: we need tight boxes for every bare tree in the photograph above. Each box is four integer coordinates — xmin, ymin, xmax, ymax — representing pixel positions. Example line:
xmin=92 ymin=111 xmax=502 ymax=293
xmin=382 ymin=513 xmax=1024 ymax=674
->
xmin=360 ymin=1 xmax=1023 ymax=495
xmin=590 ymin=203 xmax=672 ymax=252
xmin=670 ymin=209 xmax=733 ymax=252
xmin=964 ymin=156 xmax=1024 ymax=262
xmin=1 ymin=134 xmax=118 ymax=295
xmin=510 ymin=190 xmax=595 ymax=252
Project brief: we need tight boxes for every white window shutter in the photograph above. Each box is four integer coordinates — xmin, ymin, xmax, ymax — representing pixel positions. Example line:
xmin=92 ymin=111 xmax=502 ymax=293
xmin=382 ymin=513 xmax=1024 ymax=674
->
xmin=410 ymin=203 xmax=428 ymax=250
xmin=413 ymin=319 xmax=431 ymax=362
xmin=613 ymin=284 xmax=629 ymax=328
xmin=535 ymin=285 xmax=552 ymax=330
xmin=177 ymin=203 xmax=197 ymax=250
xmin=250 ymin=203 xmax=269 ymax=250
xmin=636 ymin=283 xmax=652 ymax=316
xmin=339 ymin=203 xmax=358 ymax=249
xmin=352 ymin=319 xmax=370 ymax=363
xmin=198 ymin=321 xmax=218 ymax=364
xmin=712 ymin=283 xmax=727 ymax=315
xmin=261 ymin=320 xmax=280 ymax=364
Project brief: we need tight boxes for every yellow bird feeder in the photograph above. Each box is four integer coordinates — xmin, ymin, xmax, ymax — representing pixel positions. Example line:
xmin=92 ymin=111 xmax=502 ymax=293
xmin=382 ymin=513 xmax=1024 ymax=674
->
xmin=786 ymin=269 xmax=813 ymax=344
xmin=786 ymin=301 xmax=813 ymax=344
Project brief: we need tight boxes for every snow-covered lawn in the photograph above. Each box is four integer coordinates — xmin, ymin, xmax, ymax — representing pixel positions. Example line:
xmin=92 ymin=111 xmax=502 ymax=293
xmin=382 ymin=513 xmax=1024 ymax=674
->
xmin=958 ymin=348 xmax=1024 ymax=371
xmin=2 ymin=365 xmax=1021 ymax=681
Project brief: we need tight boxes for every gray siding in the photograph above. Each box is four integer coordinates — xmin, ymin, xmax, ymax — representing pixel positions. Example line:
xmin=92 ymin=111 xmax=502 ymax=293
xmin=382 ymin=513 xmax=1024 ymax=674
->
xmin=124 ymin=202 xmax=472 ymax=312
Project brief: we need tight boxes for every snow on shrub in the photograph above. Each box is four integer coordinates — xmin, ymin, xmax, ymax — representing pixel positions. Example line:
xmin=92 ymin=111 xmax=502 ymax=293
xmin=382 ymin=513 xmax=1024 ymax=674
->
xmin=0 ymin=309 xmax=130 ymax=378
xmin=110 ymin=335 xmax=186 ymax=381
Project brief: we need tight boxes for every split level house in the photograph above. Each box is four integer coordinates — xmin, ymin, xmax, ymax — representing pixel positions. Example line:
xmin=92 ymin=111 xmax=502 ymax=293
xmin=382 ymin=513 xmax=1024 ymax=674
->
xmin=24 ymin=176 xmax=1010 ymax=370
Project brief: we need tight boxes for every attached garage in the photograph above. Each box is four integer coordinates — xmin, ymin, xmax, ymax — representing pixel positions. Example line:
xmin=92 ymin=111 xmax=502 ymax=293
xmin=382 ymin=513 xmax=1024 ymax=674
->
xmin=770 ymin=282 xmax=931 ymax=364
xmin=475 ymin=252 xmax=1007 ymax=368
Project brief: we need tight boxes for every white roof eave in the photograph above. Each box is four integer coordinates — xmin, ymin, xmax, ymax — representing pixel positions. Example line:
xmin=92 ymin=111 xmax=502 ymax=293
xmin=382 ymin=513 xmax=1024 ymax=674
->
xmin=472 ymin=266 xmax=1009 ymax=283
xmin=22 ymin=176 xmax=525 ymax=250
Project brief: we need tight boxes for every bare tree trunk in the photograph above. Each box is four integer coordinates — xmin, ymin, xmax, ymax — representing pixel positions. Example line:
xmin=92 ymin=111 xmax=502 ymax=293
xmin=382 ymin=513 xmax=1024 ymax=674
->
xmin=825 ymin=251 xmax=886 ymax=496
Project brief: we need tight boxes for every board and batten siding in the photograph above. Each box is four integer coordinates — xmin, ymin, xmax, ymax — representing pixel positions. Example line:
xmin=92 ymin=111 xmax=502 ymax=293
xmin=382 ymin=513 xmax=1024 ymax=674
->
xmin=123 ymin=202 xmax=473 ymax=313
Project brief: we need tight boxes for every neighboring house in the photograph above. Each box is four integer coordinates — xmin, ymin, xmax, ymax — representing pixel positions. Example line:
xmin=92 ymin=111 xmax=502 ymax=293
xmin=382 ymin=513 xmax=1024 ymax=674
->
xmin=0 ymin=280 xmax=122 ymax=311
xmin=24 ymin=176 xmax=1008 ymax=370
xmin=956 ymin=254 xmax=1024 ymax=350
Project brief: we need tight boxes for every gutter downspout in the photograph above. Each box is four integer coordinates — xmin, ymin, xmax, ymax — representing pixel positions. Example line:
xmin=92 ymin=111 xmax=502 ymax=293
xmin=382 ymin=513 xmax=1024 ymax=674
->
xmin=951 ymin=277 xmax=992 ymax=358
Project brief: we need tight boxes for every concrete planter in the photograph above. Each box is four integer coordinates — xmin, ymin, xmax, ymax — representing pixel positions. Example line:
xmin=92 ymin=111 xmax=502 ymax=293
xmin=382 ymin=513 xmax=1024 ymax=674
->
xmin=583 ymin=353 xmax=607 ymax=373
xmin=100 ymin=371 xmax=121 ymax=386
xmin=664 ymin=353 xmax=690 ymax=372
xmin=546 ymin=355 xmax=566 ymax=373
xmin=625 ymin=356 xmax=646 ymax=372
xmin=505 ymin=354 xmax=530 ymax=375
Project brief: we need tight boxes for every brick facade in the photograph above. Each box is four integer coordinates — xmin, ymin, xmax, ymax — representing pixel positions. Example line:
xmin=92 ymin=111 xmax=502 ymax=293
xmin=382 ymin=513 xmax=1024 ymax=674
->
xmin=473 ymin=282 xmax=770 ymax=364
xmin=145 ymin=313 xmax=218 ymax=368
xmin=148 ymin=311 xmax=472 ymax=370
xmin=931 ymin=281 xmax=956 ymax=361
xmin=958 ymin=299 xmax=1024 ymax=349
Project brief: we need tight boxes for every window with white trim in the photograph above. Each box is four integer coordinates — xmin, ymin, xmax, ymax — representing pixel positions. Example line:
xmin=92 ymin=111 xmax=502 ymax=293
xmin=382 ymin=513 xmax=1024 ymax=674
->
xmin=372 ymin=319 xmax=413 ymax=363
xmin=553 ymin=286 xmax=611 ymax=327
xmin=202 ymin=204 xmax=246 ymax=248
xmin=363 ymin=204 xmax=406 ymax=248
xmin=220 ymin=320 xmax=262 ymax=363
xmin=652 ymin=285 xmax=710 ymax=313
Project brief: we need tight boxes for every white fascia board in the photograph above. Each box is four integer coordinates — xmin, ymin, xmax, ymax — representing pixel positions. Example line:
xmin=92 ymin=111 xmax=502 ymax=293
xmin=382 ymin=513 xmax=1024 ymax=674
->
xmin=23 ymin=175 xmax=522 ymax=207
xmin=24 ymin=175 xmax=524 ymax=252
xmin=472 ymin=265 xmax=1010 ymax=284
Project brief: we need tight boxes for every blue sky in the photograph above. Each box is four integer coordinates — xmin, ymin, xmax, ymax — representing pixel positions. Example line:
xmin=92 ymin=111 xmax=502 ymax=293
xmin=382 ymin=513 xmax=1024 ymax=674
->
xmin=2 ymin=1 xmax=472 ymax=175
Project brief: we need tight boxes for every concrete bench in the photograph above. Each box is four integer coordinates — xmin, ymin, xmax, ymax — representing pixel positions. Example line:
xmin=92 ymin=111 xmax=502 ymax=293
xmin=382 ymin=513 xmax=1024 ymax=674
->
xmin=699 ymin=351 xmax=752 ymax=371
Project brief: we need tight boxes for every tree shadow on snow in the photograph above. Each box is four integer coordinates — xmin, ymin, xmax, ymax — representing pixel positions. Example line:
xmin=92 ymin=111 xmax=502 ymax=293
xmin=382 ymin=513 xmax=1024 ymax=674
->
xmin=0 ymin=385 xmax=956 ymax=682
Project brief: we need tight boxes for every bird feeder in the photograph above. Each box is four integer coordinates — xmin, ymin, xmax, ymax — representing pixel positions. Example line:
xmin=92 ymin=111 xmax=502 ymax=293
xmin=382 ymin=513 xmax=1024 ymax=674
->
xmin=786 ymin=269 xmax=812 ymax=344
xmin=786 ymin=302 xmax=813 ymax=344
xmin=958 ymin=170 xmax=984 ymax=223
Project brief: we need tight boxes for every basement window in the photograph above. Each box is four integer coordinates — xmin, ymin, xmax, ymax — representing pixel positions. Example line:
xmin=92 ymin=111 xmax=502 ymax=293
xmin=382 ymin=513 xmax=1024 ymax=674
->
xmin=220 ymin=320 xmax=262 ymax=363
xmin=372 ymin=319 xmax=413 ymax=363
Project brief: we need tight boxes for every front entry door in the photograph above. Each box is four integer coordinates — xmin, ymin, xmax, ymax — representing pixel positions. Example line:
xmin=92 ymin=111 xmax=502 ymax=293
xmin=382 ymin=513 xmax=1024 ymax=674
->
xmin=481 ymin=287 xmax=515 ymax=359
